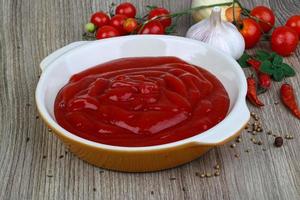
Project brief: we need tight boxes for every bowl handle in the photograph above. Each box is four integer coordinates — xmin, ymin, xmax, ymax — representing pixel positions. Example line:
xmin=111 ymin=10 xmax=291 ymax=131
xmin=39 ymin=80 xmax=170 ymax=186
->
xmin=40 ymin=41 xmax=90 ymax=72
xmin=194 ymin=100 xmax=250 ymax=146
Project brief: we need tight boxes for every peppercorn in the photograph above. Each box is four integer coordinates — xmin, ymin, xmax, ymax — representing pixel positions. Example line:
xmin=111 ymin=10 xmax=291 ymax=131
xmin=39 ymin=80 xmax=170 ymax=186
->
xmin=274 ymin=137 xmax=283 ymax=147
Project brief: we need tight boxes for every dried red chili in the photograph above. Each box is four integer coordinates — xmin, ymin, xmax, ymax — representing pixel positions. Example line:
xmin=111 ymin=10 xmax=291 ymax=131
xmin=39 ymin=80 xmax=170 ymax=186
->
xmin=280 ymin=83 xmax=300 ymax=119
xmin=247 ymin=59 xmax=261 ymax=72
xmin=247 ymin=59 xmax=271 ymax=89
xmin=247 ymin=77 xmax=264 ymax=107
xmin=258 ymin=73 xmax=271 ymax=89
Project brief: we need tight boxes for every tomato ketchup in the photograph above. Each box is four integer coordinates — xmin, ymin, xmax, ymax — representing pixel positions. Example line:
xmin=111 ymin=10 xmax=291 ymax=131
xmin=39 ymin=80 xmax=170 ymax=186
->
xmin=54 ymin=57 xmax=229 ymax=147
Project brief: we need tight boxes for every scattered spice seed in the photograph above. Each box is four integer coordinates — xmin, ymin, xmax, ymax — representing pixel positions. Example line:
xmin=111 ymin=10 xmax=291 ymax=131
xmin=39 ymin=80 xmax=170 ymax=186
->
xmin=273 ymin=134 xmax=278 ymax=138
xmin=65 ymin=151 xmax=68 ymax=154
xmin=262 ymin=148 xmax=267 ymax=151
xmin=26 ymin=103 xmax=31 ymax=107
xmin=274 ymin=101 xmax=279 ymax=105
xmin=47 ymin=174 xmax=53 ymax=178
xmin=257 ymin=141 xmax=263 ymax=145
xmin=93 ymin=188 xmax=96 ymax=192
xmin=245 ymin=149 xmax=250 ymax=153
xmin=214 ymin=171 xmax=220 ymax=176
xmin=234 ymin=154 xmax=240 ymax=158
xmin=42 ymin=155 xmax=47 ymax=159
xmin=26 ymin=137 xmax=30 ymax=142
xmin=35 ymin=116 xmax=39 ymax=119
xmin=230 ymin=144 xmax=236 ymax=148
xmin=251 ymin=138 xmax=256 ymax=143
xmin=151 ymin=191 xmax=154 ymax=195
xmin=274 ymin=137 xmax=284 ymax=147
xmin=99 ymin=170 xmax=104 ymax=174
xmin=267 ymin=131 xmax=273 ymax=135
xmin=214 ymin=164 xmax=220 ymax=170
xmin=170 ymin=177 xmax=176 ymax=180
xmin=48 ymin=129 xmax=52 ymax=132
xmin=59 ymin=155 xmax=64 ymax=159
xmin=285 ymin=135 xmax=294 ymax=140
xmin=206 ymin=173 xmax=212 ymax=177
xmin=182 ymin=187 xmax=186 ymax=191
xmin=200 ymin=173 xmax=205 ymax=178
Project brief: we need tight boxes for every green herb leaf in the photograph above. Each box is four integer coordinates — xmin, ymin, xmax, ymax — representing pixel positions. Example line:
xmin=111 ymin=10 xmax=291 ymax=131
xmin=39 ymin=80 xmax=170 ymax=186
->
xmin=273 ymin=55 xmax=283 ymax=65
xmin=146 ymin=5 xmax=158 ymax=11
xmin=273 ymin=69 xmax=285 ymax=82
xmin=256 ymin=50 xmax=271 ymax=61
xmin=238 ymin=53 xmax=251 ymax=68
xmin=165 ymin=24 xmax=177 ymax=35
xmin=260 ymin=60 xmax=274 ymax=75
xmin=281 ymin=63 xmax=296 ymax=77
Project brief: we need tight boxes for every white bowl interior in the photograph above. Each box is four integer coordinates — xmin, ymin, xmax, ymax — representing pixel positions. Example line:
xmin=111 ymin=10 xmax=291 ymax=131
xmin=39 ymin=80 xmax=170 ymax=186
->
xmin=37 ymin=35 xmax=248 ymax=149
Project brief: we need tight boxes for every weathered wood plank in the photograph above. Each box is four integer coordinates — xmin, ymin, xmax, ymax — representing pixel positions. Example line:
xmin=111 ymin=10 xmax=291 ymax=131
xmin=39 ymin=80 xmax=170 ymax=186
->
xmin=0 ymin=0 xmax=300 ymax=199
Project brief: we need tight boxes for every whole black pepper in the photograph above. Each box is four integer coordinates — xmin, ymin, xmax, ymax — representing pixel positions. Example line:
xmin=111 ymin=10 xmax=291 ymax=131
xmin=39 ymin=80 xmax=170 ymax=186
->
xmin=274 ymin=137 xmax=283 ymax=147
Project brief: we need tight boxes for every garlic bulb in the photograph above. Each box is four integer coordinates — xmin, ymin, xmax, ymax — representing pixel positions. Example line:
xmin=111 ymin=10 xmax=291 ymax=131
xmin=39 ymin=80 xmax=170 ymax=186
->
xmin=192 ymin=0 xmax=233 ymax=22
xmin=186 ymin=7 xmax=245 ymax=60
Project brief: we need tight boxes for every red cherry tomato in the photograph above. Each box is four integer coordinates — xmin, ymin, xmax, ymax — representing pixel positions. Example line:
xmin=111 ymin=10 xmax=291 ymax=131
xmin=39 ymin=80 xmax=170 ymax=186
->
xmin=239 ymin=18 xmax=262 ymax=49
xmin=109 ymin=14 xmax=128 ymax=35
xmin=271 ymin=26 xmax=299 ymax=56
xmin=140 ymin=21 xmax=165 ymax=35
xmin=123 ymin=18 xmax=138 ymax=33
xmin=115 ymin=2 xmax=137 ymax=18
xmin=148 ymin=8 xmax=172 ymax=28
xmin=90 ymin=12 xmax=110 ymax=28
xmin=250 ymin=6 xmax=275 ymax=33
xmin=96 ymin=26 xmax=120 ymax=40
xmin=286 ymin=15 xmax=300 ymax=38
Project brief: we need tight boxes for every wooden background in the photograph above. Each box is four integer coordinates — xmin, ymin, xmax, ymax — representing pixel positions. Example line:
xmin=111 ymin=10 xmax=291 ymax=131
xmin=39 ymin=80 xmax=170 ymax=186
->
xmin=1 ymin=0 xmax=300 ymax=199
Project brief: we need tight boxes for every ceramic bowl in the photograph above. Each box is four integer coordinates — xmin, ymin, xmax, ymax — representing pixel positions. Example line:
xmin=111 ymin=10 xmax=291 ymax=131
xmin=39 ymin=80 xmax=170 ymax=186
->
xmin=36 ymin=35 xmax=250 ymax=172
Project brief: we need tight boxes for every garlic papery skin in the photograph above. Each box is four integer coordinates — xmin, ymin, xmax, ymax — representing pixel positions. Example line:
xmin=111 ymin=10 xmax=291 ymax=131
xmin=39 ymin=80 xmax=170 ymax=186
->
xmin=186 ymin=7 xmax=245 ymax=60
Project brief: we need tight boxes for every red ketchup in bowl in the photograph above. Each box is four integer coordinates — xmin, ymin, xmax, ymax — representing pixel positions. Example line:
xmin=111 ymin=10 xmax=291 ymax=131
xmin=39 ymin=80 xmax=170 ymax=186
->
xmin=54 ymin=57 xmax=230 ymax=147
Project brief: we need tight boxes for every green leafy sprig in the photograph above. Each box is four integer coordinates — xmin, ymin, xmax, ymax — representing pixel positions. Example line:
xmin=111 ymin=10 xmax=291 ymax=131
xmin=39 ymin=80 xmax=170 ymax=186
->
xmin=238 ymin=50 xmax=296 ymax=82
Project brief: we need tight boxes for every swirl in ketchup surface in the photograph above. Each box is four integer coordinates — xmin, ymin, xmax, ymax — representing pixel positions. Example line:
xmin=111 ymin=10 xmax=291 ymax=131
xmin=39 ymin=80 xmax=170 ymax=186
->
xmin=54 ymin=57 xmax=230 ymax=147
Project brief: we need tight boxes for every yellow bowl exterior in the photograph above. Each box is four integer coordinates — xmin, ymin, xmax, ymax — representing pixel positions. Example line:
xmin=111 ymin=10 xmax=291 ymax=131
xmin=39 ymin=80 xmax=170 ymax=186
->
xmin=41 ymin=111 xmax=246 ymax=172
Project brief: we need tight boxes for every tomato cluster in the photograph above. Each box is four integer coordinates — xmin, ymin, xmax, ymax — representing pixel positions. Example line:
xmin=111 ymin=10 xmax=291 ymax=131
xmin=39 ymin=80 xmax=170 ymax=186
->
xmin=239 ymin=6 xmax=299 ymax=56
xmin=85 ymin=2 xmax=172 ymax=40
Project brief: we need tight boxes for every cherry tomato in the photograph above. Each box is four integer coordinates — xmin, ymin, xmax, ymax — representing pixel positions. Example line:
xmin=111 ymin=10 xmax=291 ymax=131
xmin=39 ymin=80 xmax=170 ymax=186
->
xmin=140 ymin=21 xmax=165 ymax=35
xmin=123 ymin=18 xmax=138 ymax=33
xmin=239 ymin=18 xmax=262 ymax=49
xmin=96 ymin=25 xmax=120 ymax=40
xmin=250 ymin=6 xmax=275 ymax=33
xmin=271 ymin=26 xmax=299 ymax=56
xmin=115 ymin=2 xmax=136 ymax=18
xmin=286 ymin=15 xmax=300 ymax=38
xmin=90 ymin=12 xmax=110 ymax=28
xmin=109 ymin=14 xmax=128 ymax=35
xmin=148 ymin=8 xmax=172 ymax=28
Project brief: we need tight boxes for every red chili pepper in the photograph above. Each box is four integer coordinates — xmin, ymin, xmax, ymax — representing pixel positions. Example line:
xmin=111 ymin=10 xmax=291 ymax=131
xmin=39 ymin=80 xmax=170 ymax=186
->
xmin=247 ymin=59 xmax=261 ymax=72
xmin=247 ymin=59 xmax=271 ymax=89
xmin=258 ymin=73 xmax=271 ymax=89
xmin=247 ymin=77 xmax=264 ymax=107
xmin=280 ymin=83 xmax=300 ymax=119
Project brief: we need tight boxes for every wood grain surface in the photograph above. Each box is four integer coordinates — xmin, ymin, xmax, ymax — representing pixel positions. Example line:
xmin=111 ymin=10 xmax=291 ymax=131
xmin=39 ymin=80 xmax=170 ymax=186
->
xmin=1 ymin=0 xmax=300 ymax=199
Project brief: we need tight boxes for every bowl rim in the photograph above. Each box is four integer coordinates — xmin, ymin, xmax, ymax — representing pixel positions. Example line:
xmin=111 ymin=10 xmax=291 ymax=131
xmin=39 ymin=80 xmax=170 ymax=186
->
xmin=35 ymin=35 xmax=249 ymax=152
